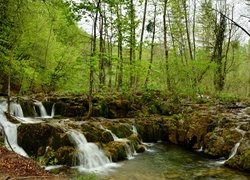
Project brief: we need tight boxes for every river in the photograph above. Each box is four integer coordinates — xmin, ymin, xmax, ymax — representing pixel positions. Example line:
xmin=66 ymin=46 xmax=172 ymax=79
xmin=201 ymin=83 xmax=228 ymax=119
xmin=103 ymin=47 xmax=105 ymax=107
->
xmin=95 ymin=142 xmax=250 ymax=180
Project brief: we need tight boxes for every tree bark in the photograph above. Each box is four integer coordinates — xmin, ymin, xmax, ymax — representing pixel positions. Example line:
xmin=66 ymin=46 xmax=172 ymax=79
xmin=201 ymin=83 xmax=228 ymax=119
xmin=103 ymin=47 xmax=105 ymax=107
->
xmin=213 ymin=14 xmax=226 ymax=91
xmin=86 ymin=0 xmax=100 ymax=119
xmin=163 ymin=0 xmax=171 ymax=91
xmin=144 ymin=2 xmax=157 ymax=87
xmin=135 ymin=0 xmax=147 ymax=90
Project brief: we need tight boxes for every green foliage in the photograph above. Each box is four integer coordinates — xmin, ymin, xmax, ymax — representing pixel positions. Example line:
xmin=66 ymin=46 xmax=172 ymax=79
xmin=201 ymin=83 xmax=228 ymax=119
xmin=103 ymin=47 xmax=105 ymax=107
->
xmin=73 ymin=172 xmax=97 ymax=180
xmin=0 ymin=0 xmax=249 ymax=100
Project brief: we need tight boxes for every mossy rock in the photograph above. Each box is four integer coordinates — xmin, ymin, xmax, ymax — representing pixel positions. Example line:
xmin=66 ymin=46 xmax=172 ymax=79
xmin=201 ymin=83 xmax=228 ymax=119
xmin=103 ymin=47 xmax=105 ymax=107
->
xmin=106 ymin=123 xmax=133 ymax=139
xmin=239 ymin=150 xmax=250 ymax=170
xmin=203 ymin=131 xmax=225 ymax=157
xmin=18 ymin=123 xmax=53 ymax=156
xmin=44 ymin=147 xmax=58 ymax=165
xmin=221 ymin=128 xmax=242 ymax=156
xmin=137 ymin=145 xmax=146 ymax=153
xmin=20 ymin=100 xmax=35 ymax=117
xmin=158 ymin=103 xmax=172 ymax=115
xmin=104 ymin=142 xmax=127 ymax=162
xmin=49 ymin=129 xmax=74 ymax=150
xmin=100 ymin=131 xmax=114 ymax=143
xmin=135 ymin=118 xmax=161 ymax=142
xmin=127 ymin=134 xmax=142 ymax=152
xmin=55 ymin=146 xmax=76 ymax=166
xmin=80 ymin=124 xmax=103 ymax=142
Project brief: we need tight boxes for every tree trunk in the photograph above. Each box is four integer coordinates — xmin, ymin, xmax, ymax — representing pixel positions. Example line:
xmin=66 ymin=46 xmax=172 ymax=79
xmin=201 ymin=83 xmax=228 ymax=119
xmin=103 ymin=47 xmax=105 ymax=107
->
xmin=213 ymin=14 xmax=226 ymax=91
xmin=135 ymin=0 xmax=147 ymax=90
xmin=99 ymin=11 xmax=105 ymax=89
xmin=144 ymin=2 xmax=157 ymax=88
xmin=117 ymin=4 xmax=123 ymax=92
xmin=129 ymin=0 xmax=136 ymax=89
xmin=86 ymin=0 xmax=100 ymax=119
xmin=163 ymin=0 xmax=171 ymax=91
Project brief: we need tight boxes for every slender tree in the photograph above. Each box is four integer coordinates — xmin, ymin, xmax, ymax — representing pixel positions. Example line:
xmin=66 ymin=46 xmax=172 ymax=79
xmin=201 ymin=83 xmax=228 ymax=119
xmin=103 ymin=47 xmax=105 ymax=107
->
xmin=144 ymin=1 xmax=157 ymax=87
xmin=163 ymin=0 xmax=171 ymax=91
xmin=136 ymin=0 xmax=148 ymax=90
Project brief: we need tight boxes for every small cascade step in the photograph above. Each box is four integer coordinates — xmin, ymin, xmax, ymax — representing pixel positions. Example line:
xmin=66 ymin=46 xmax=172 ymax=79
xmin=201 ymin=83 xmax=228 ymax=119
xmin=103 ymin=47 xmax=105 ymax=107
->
xmin=67 ymin=130 xmax=111 ymax=170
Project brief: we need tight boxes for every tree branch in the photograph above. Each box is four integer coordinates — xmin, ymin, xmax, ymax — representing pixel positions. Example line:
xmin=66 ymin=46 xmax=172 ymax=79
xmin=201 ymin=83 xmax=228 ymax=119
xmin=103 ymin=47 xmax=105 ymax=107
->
xmin=214 ymin=10 xmax=250 ymax=37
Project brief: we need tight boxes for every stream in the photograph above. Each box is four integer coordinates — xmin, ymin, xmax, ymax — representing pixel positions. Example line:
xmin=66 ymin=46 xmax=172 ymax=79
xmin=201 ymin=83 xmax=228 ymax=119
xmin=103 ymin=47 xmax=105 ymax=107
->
xmin=96 ymin=142 xmax=250 ymax=180
xmin=1 ymin=98 xmax=250 ymax=179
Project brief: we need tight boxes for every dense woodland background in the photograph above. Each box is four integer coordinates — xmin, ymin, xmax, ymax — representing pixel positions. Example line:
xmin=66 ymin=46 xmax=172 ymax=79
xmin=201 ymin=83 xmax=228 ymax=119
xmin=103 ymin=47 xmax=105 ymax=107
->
xmin=0 ymin=0 xmax=250 ymax=98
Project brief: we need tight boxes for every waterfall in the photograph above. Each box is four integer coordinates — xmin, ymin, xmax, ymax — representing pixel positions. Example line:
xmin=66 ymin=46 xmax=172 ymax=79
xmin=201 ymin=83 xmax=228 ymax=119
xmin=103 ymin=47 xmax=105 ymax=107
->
xmin=67 ymin=130 xmax=111 ymax=171
xmin=34 ymin=101 xmax=49 ymax=118
xmin=10 ymin=103 xmax=24 ymax=117
xmin=227 ymin=141 xmax=241 ymax=160
xmin=51 ymin=103 xmax=55 ymax=118
xmin=124 ymin=143 xmax=135 ymax=160
xmin=217 ymin=124 xmax=246 ymax=165
xmin=132 ymin=125 xmax=138 ymax=134
xmin=0 ymin=100 xmax=28 ymax=157
xmin=100 ymin=124 xmax=136 ymax=159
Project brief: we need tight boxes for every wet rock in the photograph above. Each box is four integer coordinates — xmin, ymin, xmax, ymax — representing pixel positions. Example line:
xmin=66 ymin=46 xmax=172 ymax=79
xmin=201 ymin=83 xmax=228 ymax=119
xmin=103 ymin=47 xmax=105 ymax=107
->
xmin=55 ymin=146 xmax=75 ymax=166
xmin=203 ymin=131 xmax=225 ymax=157
xmin=104 ymin=141 xmax=128 ymax=162
xmin=18 ymin=123 xmax=53 ymax=156
xmin=127 ymin=134 xmax=143 ymax=153
xmin=135 ymin=117 xmax=161 ymax=142
xmin=103 ymin=121 xmax=133 ymax=138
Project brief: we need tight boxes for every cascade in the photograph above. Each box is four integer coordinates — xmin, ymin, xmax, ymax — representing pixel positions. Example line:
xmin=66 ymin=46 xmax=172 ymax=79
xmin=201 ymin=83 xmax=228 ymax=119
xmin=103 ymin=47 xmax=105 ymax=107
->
xmin=0 ymin=99 xmax=28 ymax=157
xmin=100 ymin=124 xmax=136 ymax=159
xmin=217 ymin=124 xmax=246 ymax=165
xmin=10 ymin=103 xmax=24 ymax=117
xmin=132 ymin=125 xmax=138 ymax=134
xmin=51 ymin=103 xmax=55 ymax=118
xmin=34 ymin=101 xmax=49 ymax=118
xmin=67 ymin=130 xmax=111 ymax=171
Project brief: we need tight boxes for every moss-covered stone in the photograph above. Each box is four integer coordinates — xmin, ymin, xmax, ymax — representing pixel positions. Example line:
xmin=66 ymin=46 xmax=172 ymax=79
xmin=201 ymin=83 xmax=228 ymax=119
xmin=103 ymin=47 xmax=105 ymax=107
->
xmin=203 ymin=131 xmax=225 ymax=157
xmin=55 ymin=146 xmax=76 ymax=166
xmin=127 ymin=134 xmax=142 ymax=152
xmin=100 ymin=131 xmax=114 ymax=143
xmin=44 ymin=147 xmax=58 ymax=165
xmin=104 ymin=141 xmax=128 ymax=162
xmin=135 ymin=118 xmax=161 ymax=142
xmin=104 ymin=123 xmax=133 ymax=139
xmin=18 ymin=123 xmax=53 ymax=156
xmin=20 ymin=100 xmax=35 ymax=117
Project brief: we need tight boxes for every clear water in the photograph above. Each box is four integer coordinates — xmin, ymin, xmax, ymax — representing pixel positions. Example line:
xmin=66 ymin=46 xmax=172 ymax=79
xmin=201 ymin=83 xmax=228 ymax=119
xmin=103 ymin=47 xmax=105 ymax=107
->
xmin=96 ymin=142 xmax=250 ymax=180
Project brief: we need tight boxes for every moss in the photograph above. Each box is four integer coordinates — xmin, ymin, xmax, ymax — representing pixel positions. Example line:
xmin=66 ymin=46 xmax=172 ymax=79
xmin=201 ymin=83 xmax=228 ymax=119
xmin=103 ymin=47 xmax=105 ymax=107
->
xmin=55 ymin=146 xmax=75 ymax=166
xmin=49 ymin=130 xmax=74 ymax=150
xmin=108 ymin=124 xmax=133 ymax=138
xmin=18 ymin=123 xmax=53 ymax=157
xmin=44 ymin=148 xmax=58 ymax=165
xmin=158 ymin=104 xmax=172 ymax=115
xmin=239 ymin=150 xmax=250 ymax=170
xmin=20 ymin=100 xmax=35 ymax=117
xmin=127 ymin=134 xmax=142 ymax=152
xmin=100 ymin=131 xmax=114 ymax=143
xmin=104 ymin=142 xmax=127 ymax=162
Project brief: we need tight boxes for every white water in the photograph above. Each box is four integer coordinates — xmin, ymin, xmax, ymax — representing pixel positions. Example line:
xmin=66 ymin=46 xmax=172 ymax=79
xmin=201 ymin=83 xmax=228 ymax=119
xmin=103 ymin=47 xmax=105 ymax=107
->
xmin=67 ymin=130 xmax=113 ymax=171
xmin=132 ymin=125 xmax=138 ymax=134
xmin=100 ymin=124 xmax=137 ymax=159
xmin=0 ymin=100 xmax=28 ymax=157
xmin=34 ymin=100 xmax=50 ymax=118
xmin=217 ymin=124 xmax=246 ymax=165
xmin=51 ymin=103 xmax=55 ymax=118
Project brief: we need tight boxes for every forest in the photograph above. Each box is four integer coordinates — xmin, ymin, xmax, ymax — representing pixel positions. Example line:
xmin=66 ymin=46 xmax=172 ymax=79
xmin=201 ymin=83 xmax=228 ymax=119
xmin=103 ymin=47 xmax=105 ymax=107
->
xmin=0 ymin=0 xmax=250 ymax=98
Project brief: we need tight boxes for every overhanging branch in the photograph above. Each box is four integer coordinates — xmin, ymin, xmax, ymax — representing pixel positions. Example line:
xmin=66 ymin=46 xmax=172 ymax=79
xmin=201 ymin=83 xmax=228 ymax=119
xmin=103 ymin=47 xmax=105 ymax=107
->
xmin=214 ymin=9 xmax=250 ymax=37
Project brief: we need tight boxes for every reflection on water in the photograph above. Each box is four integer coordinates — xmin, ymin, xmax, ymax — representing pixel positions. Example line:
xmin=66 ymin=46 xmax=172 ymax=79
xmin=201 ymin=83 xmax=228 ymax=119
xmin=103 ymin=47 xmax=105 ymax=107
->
xmin=97 ymin=142 xmax=250 ymax=180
